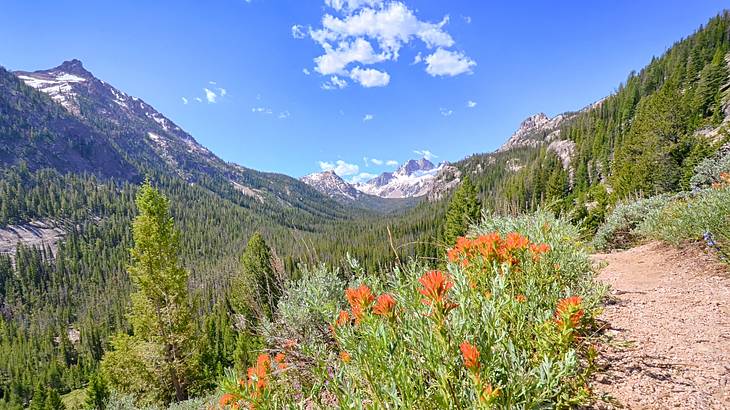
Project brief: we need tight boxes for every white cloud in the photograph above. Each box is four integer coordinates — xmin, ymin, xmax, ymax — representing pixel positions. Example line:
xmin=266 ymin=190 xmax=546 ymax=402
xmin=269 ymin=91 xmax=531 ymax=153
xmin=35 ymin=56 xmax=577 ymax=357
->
xmin=315 ymin=37 xmax=387 ymax=75
xmin=181 ymin=97 xmax=188 ymax=104
xmin=303 ymin=68 xmax=311 ymax=75
xmin=462 ymin=15 xmax=472 ymax=24
xmin=319 ymin=159 xmax=360 ymax=176
xmin=252 ymin=107 xmax=273 ymax=114
xmin=204 ymin=88 xmax=217 ymax=103
xmin=363 ymin=156 xmax=369 ymax=166
xmin=218 ymin=88 xmax=227 ymax=96
xmin=299 ymin=1 xmax=473 ymax=88
xmin=350 ymin=66 xmax=390 ymax=87
xmin=411 ymin=52 xmax=422 ymax=65
xmin=278 ymin=110 xmax=291 ymax=119
xmin=425 ymin=48 xmax=476 ymax=77
xmin=209 ymin=80 xmax=217 ymax=85
xmin=322 ymin=75 xmax=348 ymax=90
xmin=363 ymin=113 xmax=374 ymax=122
xmin=370 ymin=158 xmax=383 ymax=165
xmin=349 ymin=172 xmax=377 ymax=184
xmin=195 ymin=97 xmax=203 ymax=103
xmin=440 ymin=108 xmax=453 ymax=117
xmin=292 ymin=24 xmax=307 ymax=39
xmin=414 ymin=149 xmax=437 ymax=160
xmin=325 ymin=0 xmax=383 ymax=12
xmin=386 ymin=159 xmax=398 ymax=166
xmin=467 ymin=100 xmax=477 ymax=108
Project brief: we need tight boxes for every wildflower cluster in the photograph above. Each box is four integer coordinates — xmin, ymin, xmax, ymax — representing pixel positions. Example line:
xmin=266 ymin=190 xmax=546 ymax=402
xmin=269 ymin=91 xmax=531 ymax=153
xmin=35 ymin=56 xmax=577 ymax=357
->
xmin=217 ymin=351 xmax=291 ymax=409
xmin=711 ymin=172 xmax=730 ymax=189
xmin=447 ymin=232 xmax=550 ymax=267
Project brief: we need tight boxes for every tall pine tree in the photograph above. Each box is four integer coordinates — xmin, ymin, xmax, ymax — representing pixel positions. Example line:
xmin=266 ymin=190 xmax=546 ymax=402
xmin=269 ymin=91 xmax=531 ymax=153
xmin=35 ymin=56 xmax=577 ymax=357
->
xmin=444 ymin=176 xmax=481 ymax=246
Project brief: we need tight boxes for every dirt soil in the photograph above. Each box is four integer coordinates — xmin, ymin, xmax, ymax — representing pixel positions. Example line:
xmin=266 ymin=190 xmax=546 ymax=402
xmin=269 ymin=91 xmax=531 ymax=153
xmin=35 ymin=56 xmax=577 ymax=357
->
xmin=591 ymin=242 xmax=730 ymax=409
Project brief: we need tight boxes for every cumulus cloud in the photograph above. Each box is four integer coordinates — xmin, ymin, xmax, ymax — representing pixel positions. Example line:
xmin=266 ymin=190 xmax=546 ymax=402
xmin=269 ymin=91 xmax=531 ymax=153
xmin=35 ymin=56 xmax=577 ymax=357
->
xmin=195 ymin=97 xmax=203 ymax=103
xmin=319 ymin=159 xmax=360 ymax=176
xmin=467 ymin=100 xmax=477 ymax=108
xmin=462 ymin=15 xmax=472 ymax=24
xmin=440 ymin=108 xmax=453 ymax=117
xmin=181 ymin=97 xmax=188 ymax=105
xmin=278 ymin=110 xmax=291 ymax=119
xmin=218 ymin=88 xmax=227 ymax=96
xmin=425 ymin=48 xmax=476 ymax=77
xmin=298 ymin=0 xmax=473 ymax=88
xmin=414 ymin=149 xmax=437 ymax=160
xmin=303 ymin=68 xmax=311 ymax=75
xmin=322 ymin=75 xmax=348 ymax=90
xmin=350 ymin=67 xmax=390 ymax=87
xmin=386 ymin=159 xmax=398 ymax=166
xmin=363 ymin=114 xmax=374 ymax=122
xmin=204 ymin=88 xmax=217 ymax=103
xmin=370 ymin=158 xmax=383 ymax=165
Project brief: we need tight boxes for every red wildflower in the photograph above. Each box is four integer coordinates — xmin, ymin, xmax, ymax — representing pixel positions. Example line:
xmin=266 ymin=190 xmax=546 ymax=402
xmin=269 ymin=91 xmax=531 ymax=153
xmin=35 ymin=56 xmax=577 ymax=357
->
xmin=245 ymin=353 xmax=271 ymax=395
xmin=373 ymin=293 xmax=397 ymax=317
xmin=504 ymin=232 xmax=529 ymax=251
xmin=515 ymin=294 xmax=527 ymax=303
xmin=529 ymin=243 xmax=551 ymax=260
xmin=335 ymin=310 xmax=350 ymax=327
xmin=460 ymin=341 xmax=480 ymax=371
xmin=419 ymin=270 xmax=454 ymax=305
xmin=555 ymin=296 xmax=584 ymax=328
xmin=274 ymin=352 xmax=287 ymax=370
xmin=339 ymin=350 xmax=351 ymax=363
xmin=345 ymin=285 xmax=374 ymax=323
xmin=220 ymin=393 xmax=240 ymax=408
xmin=282 ymin=339 xmax=298 ymax=349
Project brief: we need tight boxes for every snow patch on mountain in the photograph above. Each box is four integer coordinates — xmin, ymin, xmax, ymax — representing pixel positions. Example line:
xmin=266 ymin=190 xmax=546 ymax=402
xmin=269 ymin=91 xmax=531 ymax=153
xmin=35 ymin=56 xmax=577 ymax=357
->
xmin=301 ymin=170 xmax=363 ymax=201
xmin=356 ymin=158 xmax=452 ymax=199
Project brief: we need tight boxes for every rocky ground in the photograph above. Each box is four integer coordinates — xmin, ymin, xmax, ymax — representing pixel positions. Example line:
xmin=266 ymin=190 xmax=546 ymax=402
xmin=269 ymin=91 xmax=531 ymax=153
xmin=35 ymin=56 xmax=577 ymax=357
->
xmin=591 ymin=242 xmax=730 ymax=409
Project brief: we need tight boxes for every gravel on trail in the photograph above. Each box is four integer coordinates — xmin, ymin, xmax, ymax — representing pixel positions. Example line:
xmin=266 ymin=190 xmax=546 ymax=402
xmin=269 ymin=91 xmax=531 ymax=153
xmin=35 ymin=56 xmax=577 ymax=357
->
xmin=591 ymin=242 xmax=730 ymax=409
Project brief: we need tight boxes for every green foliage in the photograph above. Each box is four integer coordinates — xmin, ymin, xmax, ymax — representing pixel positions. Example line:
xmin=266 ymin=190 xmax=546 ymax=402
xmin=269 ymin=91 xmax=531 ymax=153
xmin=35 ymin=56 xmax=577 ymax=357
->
xmin=444 ymin=176 xmax=482 ymax=246
xmin=102 ymin=181 xmax=195 ymax=404
xmin=84 ymin=373 xmax=109 ymax=410
xmin=592 ymin=195 xmax=676 ymax=251
xmin=231 ymin=232 xmax=281 ymax=323
xmin=690 ymin=143 xmax=730 ymax=189
xmin=218 ymin=212 xmax=605 ymax=408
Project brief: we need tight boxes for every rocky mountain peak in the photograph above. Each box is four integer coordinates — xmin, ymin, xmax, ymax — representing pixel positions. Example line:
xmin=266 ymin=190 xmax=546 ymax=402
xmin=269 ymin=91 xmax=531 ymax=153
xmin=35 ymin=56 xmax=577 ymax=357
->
xmin=396 ymin=158 xmax=435 ymax=176
xmin=55 ymin=59 xmax=91 ymax=77
xmin=301 ymin=170 xmax=362 ymax=201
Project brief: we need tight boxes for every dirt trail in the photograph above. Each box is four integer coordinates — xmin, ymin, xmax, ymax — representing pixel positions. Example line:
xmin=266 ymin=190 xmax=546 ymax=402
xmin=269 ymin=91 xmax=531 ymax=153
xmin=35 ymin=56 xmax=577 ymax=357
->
xmin=591 ymin=242 xmax=730 ymax=409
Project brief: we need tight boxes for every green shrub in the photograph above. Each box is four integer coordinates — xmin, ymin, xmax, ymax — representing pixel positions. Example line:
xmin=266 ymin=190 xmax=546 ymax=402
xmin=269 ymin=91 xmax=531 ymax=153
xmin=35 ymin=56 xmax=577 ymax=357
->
xmin=689 ymin=143 xmax=730 ymax=190
xmin=218 ymin=212 xmax=604 ymax=408
xmin=639 ymin=185 xmax=730 ymax=258
xmin=592 ymin=195 xmax=675 ymax=250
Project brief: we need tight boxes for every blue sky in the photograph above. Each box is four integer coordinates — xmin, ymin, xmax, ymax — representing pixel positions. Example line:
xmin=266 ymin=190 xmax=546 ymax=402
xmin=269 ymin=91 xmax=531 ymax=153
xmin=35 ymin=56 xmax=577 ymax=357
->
xmin=0 ymin=1 xmax=726 ymax=181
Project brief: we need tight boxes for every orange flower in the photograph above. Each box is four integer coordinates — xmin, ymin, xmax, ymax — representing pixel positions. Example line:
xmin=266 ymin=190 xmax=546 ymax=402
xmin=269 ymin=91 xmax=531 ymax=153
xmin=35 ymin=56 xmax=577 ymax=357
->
xmin=419 ymin=270 xmax=454 ymax=305
xmin=504 ymin=232 xmax=529 ymax=251
xmin=373 ymin=293 xmax=397 ymax=317
xmin=515 ymin=294 xmax=527 ymax=303
xmin=555 ymin=296 xmax=584 ymax=328
xmin=335 ymin=310 xmax=350 ymax=327
xmin=339 ymin=351 xmax=351 ymax=363
xmin=274 ymin=352 xmax=287 ymax=370
xmin=220 ymin=393 xmax=240 ymax=407
xmin=282 ymin=339 xmax=298 ymax=349
xmin=529 ymin=243 xmax=551 ymax=260
xmin=245 ymin=353 xmax=271 ymax=395
xmin=480 ymin=384 xmax=500 ymax=404
xmin=460 ymin=341 xmax=480 ymax=371
xmin=345 ymin=285 xmax=375 ymax=323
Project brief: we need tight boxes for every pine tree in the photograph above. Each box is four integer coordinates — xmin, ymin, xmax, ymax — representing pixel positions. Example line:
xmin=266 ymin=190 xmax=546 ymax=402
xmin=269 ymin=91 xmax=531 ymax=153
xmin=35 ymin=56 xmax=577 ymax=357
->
xmin=84 ymin=372 xmax=109 ymax=410
xmin=232 ymin=232 xmax=280 ymax=323
xmin=102 ymin=180 xmax=195 ymax=403
xmin=30 ymin=383 xmax=46 ymax=410
xmin=43 ymin=388 xmax=65 ymax=410
xmin=444 ymin=176 xmax=481 ymax=246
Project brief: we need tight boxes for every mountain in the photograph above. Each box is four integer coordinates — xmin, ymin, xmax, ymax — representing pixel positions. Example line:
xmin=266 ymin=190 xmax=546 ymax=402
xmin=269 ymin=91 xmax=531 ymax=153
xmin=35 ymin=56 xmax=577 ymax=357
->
xmin=356 ymin=158 xmax=461 ymax=198
xmin=301 ymin=170 xmax=363 ymax=201
xmin=6 ymin=59 xmax=357 ymax=219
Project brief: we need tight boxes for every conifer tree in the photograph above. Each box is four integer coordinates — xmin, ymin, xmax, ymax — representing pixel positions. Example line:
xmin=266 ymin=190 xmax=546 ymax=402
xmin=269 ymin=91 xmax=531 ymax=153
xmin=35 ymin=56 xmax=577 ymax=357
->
xmin=232 ymin=232 xmax=280 ymax=323
xmin=43 ymin=388 xmax=65 ymax=410
xmin=101 ymin=180 xmax=194 ymax=404
xmin=84 ymin=372 xmax=109 ymax=410
xmin=444 ymin=176 xmax=481 ymax=246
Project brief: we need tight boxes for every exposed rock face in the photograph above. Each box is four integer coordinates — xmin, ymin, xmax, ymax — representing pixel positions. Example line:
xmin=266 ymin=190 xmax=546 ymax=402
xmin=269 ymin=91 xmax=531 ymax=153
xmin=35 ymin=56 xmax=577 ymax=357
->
xmin=0 ymin=220 xmax=65 ymax=258
xmin=497 ymin=113 xmax=566 ymax=152
xmin=301 ymin=170 xmax=363 ymax=201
